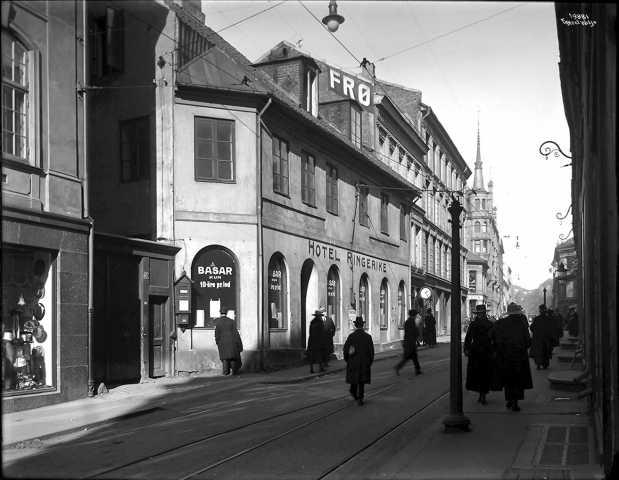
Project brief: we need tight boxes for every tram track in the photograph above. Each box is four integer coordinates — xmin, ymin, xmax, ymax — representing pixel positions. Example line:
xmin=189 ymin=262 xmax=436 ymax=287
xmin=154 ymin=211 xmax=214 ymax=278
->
xmin=88 ymin=359 xmax=448 ymax=479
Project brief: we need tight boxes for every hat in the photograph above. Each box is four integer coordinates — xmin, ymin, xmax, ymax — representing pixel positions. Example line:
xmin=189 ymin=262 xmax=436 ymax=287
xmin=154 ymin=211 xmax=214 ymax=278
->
xmin=408 ymin=309 xmax=418 ymax=316
xmin=475 ymin=304 xmax=487 ymax=313
xmin=313 ymin=309 xmax=324 ymax=316
xmin=507 ymin=302 xmax=523 ymax=315
xmin=353 ymin=316 xmax=365 ymax=328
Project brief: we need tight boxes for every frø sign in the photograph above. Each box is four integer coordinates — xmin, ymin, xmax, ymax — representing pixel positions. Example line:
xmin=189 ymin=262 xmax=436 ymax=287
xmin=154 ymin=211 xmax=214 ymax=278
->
xmin=328 ymin=68 xmax=373 ymax=107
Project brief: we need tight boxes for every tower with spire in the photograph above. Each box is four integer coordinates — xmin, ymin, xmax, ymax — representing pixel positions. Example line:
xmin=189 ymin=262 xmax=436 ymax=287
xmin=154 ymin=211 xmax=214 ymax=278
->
xmin=464 ymin=114 xmax=505 ymax=317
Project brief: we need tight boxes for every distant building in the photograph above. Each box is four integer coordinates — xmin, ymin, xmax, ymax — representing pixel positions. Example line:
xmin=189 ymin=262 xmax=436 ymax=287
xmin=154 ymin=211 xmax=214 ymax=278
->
xmin=551 ymin=238 xmax=577 ymax=318
xmin=466 ymin=253 xmax=489 ymax=319
xmin=464 ymin=122 xmax=504 ymax=316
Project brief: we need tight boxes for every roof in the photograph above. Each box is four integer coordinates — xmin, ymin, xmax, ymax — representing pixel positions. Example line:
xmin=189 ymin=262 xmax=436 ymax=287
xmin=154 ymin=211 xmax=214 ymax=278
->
xmin=167 ymin=1 xmax=421 ymax=198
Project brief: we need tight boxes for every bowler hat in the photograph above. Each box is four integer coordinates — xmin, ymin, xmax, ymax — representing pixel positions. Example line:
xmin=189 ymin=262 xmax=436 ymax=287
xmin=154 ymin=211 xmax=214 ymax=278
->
xmin=475 ymin=304 xmax=487 ymax=313
xmin=353 ymin=316 xmax=365 ymax=328
xmin=507 ymin=302 xmax=523 ymax=315
xmin=220 ymin=307 xmax=228 ymax=315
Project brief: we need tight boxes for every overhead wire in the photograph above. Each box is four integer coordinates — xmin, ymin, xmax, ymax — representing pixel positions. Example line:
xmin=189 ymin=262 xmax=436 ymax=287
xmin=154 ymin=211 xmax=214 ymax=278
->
xmin=215 ymin=1 xmax=287 ymax=34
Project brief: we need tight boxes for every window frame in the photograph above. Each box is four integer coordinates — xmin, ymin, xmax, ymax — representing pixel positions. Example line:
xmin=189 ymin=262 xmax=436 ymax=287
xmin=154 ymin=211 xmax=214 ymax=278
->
xmin=400 ymin=203 xmax=407 ymax=241
xmin=272 ymin=135 xmax=290 ymax=196
xmin=359 ymin=185 xmax=369 ymax=227
xmin=326 ymin=164 xmax=338 ymax=215
xmin=120 ymin=115 xmax=151 ymax=183
xmin=351 ymin=105 xmax=362 ymax=147
xmin=380 ymin=193 xmax=389 ymax=235
xmin=267 ymin=254 xmax=288 ymax=330
xmin=379 ymin=278 xmax=389 ymax=330
xmin=301 ymin=151 xmax=316 ymax=207
xmin=194 ymin=116 xmax=235 ymax=183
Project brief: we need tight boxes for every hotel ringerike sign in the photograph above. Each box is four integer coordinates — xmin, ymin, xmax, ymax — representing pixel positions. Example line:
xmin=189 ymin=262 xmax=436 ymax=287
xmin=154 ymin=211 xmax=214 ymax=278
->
xmin=308 ymin=240 xmax=387 ymax=273
xmin=328 ymin=67 xmax=374 ymax=108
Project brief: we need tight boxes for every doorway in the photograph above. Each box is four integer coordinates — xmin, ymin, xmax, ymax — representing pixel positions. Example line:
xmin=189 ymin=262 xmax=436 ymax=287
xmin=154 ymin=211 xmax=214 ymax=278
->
xmin=300 ymin=259 xmax=318 ymax=348
xmin=148 ymin=295 xmax=168 ymax=378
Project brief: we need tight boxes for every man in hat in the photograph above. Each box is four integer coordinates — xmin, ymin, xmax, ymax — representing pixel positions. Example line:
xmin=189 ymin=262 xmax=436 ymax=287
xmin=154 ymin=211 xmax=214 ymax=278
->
xmin=307 ymin=309 xmax=326 ymax=373
xmin=343 ymin=316 xmax=374 ymax=405
xmin=530 ymin=304 xmax=554 ymax=370
xmin=322 ymin=307 xmax=336 ymax=367
xmin=423 ymin=308 xmax=437 ymax=347
xmin=490 ymin=302 xmax=533 ymax=412
xmin=464 ymin=304 xmax=494 ymax=405
xmin=394 ymin=309 xmax=422 ymax=376
xmin=214 ymin=307 xmax=243 ymax=376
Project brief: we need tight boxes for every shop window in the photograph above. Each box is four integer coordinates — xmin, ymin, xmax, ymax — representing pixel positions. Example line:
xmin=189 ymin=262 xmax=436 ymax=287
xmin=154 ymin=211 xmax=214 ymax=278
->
xmin=195 ymin=116 xmax=235 ymax=182
xmin=301 ymin=152 xmax=315 ymax=207
xmin=120 ymin=116 xmax=150 ymax=182
xmin=327 ymin=266 xmax=340 ymax=331
xmin=379 ymin=278 xmax=389 ymax=330
xmin=267 ymin=254 xmax=287 ymax=329
xmin=2 ymin=247 xmax=55 ymax=393
xmin=272 ymin=136 xmax=289 ymax=195
xmin=398 ymin=281 xmax=406 ymax=329
xmin=351 ymin=106 xmax=361 ymax=147
xmin=358 ymin=185 xmax=369 ymax=227
xmin=381 ymin=193 xmax=389 ymax=234
xmin=2 ymin=30 xmax=35 ymax=164
xmin=191 ymin=246 xmax=238 ymax=329
xmin=358 ymin=274 xmax=369 ymax=329
xmin=326 ymin=164 xmax=338 ymax=215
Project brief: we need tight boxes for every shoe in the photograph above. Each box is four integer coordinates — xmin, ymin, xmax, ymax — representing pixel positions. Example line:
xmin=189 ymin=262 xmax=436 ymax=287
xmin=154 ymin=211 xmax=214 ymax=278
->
xmin=357 ymin=398 xmax=364 ymax=406
xmin=350 ymin=391 xmax=358 ymax=400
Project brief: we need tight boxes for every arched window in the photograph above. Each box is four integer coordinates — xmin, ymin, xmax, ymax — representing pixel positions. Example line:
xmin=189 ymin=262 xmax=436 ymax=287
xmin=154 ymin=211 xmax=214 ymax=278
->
xmin=379 ymin=278 xmax=389 ymax=330
xmin=358 ymin=274 xmax=369 ymax=328
xmin=398 ymin=281 xmax=406 ymax=329
xmin=191 ymin=246 xmax=238 ymax=329
xmin=2 ymin=31 xmax=30 ymax=162
xmin=268 ymin=253 xmax=287 ymax=329
xmin=327 ymin=266 xmax=340 ymax=331
xmin=474 ymin=198 xmax=481 ymax=210
xmin=474 ymin=221 xmax=481 ymax=233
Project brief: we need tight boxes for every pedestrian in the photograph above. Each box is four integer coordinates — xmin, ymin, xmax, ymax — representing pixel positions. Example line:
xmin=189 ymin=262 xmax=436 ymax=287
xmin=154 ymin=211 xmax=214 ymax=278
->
xmin=490 ymin=302 xmax=533 ymax=412
xmin=551 ymin=309 xmax=564 ymax=346
xmin=214 ymin=307 xmax=243 ymax=376
xmin=415 ymin=310 xmax=425 ymax=347
xmin=394 ymin=309 xmax=422 ymax=376
xmin=463 ymin=304 xmax=494 ymax=405
xmin=343 ymin=316 xmax=374 ymax=406
xmin=530 ymin=304 xmax=554 ymax=369
xmin=567 ymin=307 xmax=579 ymax=337
xmin=322 ymin=311 xmax=336 ymax=367
xmin=307 ymin=310 xmax=326 ymax=373
xmin=424 ymin=309 xmax=437 ymax=347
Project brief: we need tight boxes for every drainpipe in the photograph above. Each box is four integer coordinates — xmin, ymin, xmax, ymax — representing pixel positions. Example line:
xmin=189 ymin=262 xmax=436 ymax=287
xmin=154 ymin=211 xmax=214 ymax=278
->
xmin=81 ymin=0 xmax=95 ymax=397
xmin=256 ymin=97 xmax=272 ymax=371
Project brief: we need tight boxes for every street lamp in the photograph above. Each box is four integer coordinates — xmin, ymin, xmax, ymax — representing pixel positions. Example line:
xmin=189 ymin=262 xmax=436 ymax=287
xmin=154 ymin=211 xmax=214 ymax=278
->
xmin=442 ymin=195 xmax=471 ymax=432
xmin=543 ymin=287 xmax=547 ymax=307
xmin=322 ymin=0 xmax=345 ymax=32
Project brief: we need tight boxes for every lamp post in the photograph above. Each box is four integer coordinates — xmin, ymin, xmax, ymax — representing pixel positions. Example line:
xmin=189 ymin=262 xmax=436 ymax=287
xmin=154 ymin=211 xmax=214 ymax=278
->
xmin=543 ymin=287 xmax=547 ymax=307
xmin=443 ymin=195 xmax=471 ymax=432
xmin=322 ymin=0 xmax=345 ymax=32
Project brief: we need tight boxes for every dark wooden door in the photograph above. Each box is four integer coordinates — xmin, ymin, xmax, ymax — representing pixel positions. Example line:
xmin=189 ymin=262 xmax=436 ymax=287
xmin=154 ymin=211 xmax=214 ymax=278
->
xmin=148 ymin=296 xmax=167 ymax=377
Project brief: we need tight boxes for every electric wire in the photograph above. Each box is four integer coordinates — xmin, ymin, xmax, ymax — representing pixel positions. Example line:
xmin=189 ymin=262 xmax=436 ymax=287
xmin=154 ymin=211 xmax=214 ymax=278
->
xmin=215 ymin=1 xmax=287 ymax=34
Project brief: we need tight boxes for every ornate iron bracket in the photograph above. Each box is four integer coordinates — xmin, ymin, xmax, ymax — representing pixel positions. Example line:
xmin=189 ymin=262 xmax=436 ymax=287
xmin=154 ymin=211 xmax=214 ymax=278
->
xmin=559 ymin=227 xmax=573 ymax=242
xmin=539 ymin=140 xmax=572 ymax=167
xmin=556 ymin=204 xmax=572 ymax=221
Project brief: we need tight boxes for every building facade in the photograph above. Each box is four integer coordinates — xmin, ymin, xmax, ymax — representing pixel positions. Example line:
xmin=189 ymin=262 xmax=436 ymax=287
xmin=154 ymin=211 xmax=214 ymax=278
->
xmin=464 ymin=125 xmax=504 ymax=316
xmin=465 ymin=253 xmax=488 ymax=321
xmin=551 ymin=237 xmax=577 ymax=318
xmin=2 ymin=0 xmax=90 ymax=412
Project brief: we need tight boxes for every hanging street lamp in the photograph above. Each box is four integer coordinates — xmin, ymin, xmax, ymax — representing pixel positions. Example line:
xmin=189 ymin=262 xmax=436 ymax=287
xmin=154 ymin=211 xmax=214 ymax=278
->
xmin=322 ymin=0 xmax=345 ymax=32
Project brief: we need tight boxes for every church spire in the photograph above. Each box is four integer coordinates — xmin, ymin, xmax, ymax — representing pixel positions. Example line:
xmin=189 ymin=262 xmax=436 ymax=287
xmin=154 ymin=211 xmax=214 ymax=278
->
xmin=473 ymin=113 xmax=485 ymax=190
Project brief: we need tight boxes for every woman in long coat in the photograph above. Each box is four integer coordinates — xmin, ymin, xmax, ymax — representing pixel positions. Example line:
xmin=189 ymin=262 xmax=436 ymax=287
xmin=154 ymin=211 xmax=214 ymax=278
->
xmin=307 ymin=311 xmax=326 ymax=373
xmin=343 ymin=316 xmax=374 ymax=406
xmin=490 ymin=303 xmax=533 ymax=411
xmin=530 ymin=305 xmax=554 ymax=369
xmin=464 ymin=304 xmax=494 ymax=405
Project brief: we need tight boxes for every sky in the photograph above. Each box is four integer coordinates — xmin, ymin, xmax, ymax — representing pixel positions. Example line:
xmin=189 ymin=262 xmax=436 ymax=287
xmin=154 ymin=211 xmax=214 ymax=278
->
xmin=201 ymin=1 xmax=573 ymax=290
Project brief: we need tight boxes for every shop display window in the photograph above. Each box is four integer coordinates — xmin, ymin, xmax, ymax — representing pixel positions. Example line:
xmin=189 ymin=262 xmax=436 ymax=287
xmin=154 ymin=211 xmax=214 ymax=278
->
xmin=379 ymin=278 xmax=389 ymax=330
xmin=2 ymin=247 xmax=55 ymax=394
xmin=267 ymin=254 xmax=287 ymax=329
xmin=326 ymin=266 xmax=340 ymax=331
xmin=398 ymin=281 xmax=406 ymax=329
xmin=357 ymin=275 xmax=369 ymax=330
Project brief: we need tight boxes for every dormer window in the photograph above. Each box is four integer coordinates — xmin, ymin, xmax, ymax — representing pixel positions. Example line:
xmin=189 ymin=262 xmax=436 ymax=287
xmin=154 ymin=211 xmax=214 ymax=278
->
xmin=305 ymin=68 xmax=318 ymax=116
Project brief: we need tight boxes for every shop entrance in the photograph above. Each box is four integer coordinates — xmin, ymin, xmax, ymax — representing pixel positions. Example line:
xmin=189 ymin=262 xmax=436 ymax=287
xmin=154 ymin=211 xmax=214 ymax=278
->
xmin=148 ymin=295 xmax=168 ymax=377
xmin=300 ymin=259 xmax=318 ymax=348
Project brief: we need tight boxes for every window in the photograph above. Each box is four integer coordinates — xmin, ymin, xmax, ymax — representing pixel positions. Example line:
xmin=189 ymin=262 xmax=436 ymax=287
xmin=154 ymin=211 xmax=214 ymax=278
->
xmin=400 ymin=204 xmax=407 ymax=241
xmin=351 ymin=106 xmax=361 ymax=147
xmin=398 ymin=281 xmax=406 ymax=329
xmin=469 ymin=271 xmax=477 ymax=292
xmin=268 ymin=254 xmax=287 ymax=329
xmin=326 ymin=164 xmax=338 ymax=214
xmin=301 ymin=152 xmax=315 ymax=206
xmin=474 ymin=221 xmax=481 ymax=233
xmin=359 ymin=185 xmax=369 ymax=227
xmin=358 ymin=274 xmax=369 ymax=329
xmin=272 ymin=136 xmax=289 ymax=195
xmin=381 ymin=193 xmax=389 ymax=234
xmin=195 ymin=117 xmax=234 ymax=182
xmin=482 ymin=221 xmax=488 ymax=233
xmin=475 ymin=198 xmax=481 ymax=210
xmin=379 ymin=278 xmax=389 ymax=330
xmin=91 ymin=8 xmax=125 ymax=78
xmin=327 ymin=266 xmax=340 ymax=331
xmin=305 ymin=68 xmax=318 ymax=116
xmin=474 ymin=240 xmax=481 ymax=253
xmin=2 ymin=31 xmax=30 ymax=162
xmin=482 ymin=240 xmax=488 ymax=253
xmin=120 ymin=116 xmax=150 ymax=182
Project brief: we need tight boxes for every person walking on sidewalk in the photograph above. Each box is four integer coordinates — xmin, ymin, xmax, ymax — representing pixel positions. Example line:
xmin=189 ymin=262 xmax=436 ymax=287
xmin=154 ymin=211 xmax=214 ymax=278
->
xmin=394 ymin=309 xmax=422 ymax=376
xmin=530 ymin=304 xmax=554 ymax=369
xmin=423 ymin=309 xmax=437 ymax=347
xmin=490 ymin=302 xmax=533 ymax=412
xmin=215 ymin=308 xmax=243 ymax=376
xmin=343 ymin=316 xmax=374 ymax=406
xmin=307 ymin=310 xmax=326 ymax=374
xmin=567 ymin=307 xmax=579 ymax=337
xmin=464 ymin=304 xmax=494 ymax=405
xmin=322 ymin=311 xmax=336 ymax=368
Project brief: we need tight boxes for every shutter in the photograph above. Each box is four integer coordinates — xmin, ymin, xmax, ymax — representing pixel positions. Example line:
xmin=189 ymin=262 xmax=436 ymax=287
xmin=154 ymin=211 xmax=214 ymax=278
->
xmin=361 ymin=110 xmax=374 ymax=150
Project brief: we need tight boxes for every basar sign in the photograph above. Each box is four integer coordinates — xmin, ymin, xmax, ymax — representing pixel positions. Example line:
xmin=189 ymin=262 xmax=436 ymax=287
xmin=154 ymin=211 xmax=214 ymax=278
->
xmin=328 ymin=68 xmax=373 ymax=107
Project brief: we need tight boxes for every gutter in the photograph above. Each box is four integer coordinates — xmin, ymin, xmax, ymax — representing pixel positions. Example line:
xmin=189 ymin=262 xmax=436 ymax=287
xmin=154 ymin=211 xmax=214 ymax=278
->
xmin=256 ymin=97 xmax=272 ymax=371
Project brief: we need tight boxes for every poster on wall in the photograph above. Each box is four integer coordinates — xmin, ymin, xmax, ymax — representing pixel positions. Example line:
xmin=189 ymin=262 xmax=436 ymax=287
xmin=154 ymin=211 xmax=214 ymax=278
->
xmin=191 ymin=248 xmax=237 ymax=328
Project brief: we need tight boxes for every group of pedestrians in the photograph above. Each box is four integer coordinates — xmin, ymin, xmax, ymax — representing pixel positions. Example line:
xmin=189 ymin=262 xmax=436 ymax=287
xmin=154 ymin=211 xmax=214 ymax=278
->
xmin=306 ymin=308 xmax=337 ymax=374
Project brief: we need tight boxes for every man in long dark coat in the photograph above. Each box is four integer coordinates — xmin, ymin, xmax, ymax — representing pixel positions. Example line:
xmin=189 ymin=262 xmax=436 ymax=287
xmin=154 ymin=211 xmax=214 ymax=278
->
xmin=424 ymin=309 xmax=437 ymax=347
xmin=322 ymin=313 xmax=336 ymax=367
xmin=343 ymin=316 xmax=374 ymax=406
xmin=490 ymin=302 xmax=533 ymax=412
xmin=530 ymin=304 xmax=554 ymax=369
xmin=307 ymin=310 xmax=326 ymax=373
xmin=464 ymin=304 xmax=494 ymax=405
xmin=394 ymin=309 xmax=422 ymax=376
xmin=214 ymin=308 xmax=243 ymax=376
xmin=567 ymin=307 xmax=579 ymax=337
